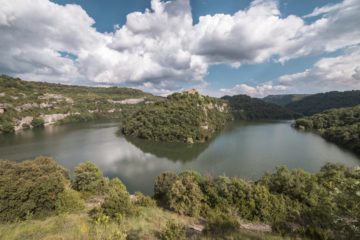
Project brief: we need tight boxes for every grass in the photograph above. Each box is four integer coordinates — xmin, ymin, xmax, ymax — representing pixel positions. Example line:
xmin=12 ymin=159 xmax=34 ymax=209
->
xmin=0 ymin=207 xmax=196 ymax=240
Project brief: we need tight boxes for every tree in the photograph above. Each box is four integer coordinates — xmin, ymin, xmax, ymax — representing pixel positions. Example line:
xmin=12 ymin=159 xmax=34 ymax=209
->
xmin=72 ymin=162 xmax=105 ymax=194
xmin=0 ymin=157 xmax=69 ymax=222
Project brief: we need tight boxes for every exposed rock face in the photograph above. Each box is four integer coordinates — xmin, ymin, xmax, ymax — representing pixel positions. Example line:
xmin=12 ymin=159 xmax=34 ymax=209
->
xmin=108 ymin=98 xmax=145 ymax=105
xmin=15 ymin=103 xmax=39 ymax=112
xmin=39 ymin=103 xmax=53 ymax=109
xmin=14 ymin=116 xmax=34 ymax=131
xmin=38 ymin=93 xmax=74 ymax=104
xmin=184 ymin=89 xmax=198 ymax=95
xmin=41 ymin=113 xmax=71 ymax=126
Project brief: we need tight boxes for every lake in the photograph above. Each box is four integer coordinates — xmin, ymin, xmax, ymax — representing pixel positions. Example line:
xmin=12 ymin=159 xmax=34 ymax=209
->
xmin=0 ymin=121 xmax=359 ymax=194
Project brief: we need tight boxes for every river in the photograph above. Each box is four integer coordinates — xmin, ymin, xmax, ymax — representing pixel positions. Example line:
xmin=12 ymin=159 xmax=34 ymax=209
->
xmin=0 ymin=121 xmax=358 ymax=194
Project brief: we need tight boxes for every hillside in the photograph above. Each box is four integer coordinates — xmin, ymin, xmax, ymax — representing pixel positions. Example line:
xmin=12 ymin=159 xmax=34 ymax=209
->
xmin=222 ymin=94 xmax=301 ymax=120
xmin=295 ymin=105 xmax=360 ymax=155
xmin=122 ymin=90 xmax=231 ymax=143
xmin=263 ymin=94 xmax=310 ymax=106
xmin=286 ymin=90 xmax=360 ymax=116
xmin=0 ymin=75 xmax=160 ymax=134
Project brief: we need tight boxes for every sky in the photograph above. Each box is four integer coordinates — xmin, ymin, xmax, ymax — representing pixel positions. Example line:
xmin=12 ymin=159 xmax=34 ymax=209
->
xmin=0 ymin=0 xmax=359 ymax=97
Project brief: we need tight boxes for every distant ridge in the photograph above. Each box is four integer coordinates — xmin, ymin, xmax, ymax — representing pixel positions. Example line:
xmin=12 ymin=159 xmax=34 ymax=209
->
xmin=285 ymin=90 xmax=360 ymax=116
xmin=263 ymin=94 xmax=310 ymax=106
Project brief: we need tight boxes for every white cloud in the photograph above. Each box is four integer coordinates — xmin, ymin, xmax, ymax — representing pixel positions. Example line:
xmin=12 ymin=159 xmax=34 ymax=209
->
xmin=279 ymin=0 xmax=360 ymax=62
xmin=278 ymin=47 xmax=360 ymax=93
xmin=220 ymin=82 xmax=288 ymax=98
xmin=0 ymin=0 xmax=359 ymax=94
xmin=190 ymin=0 xmax=304 ymax=66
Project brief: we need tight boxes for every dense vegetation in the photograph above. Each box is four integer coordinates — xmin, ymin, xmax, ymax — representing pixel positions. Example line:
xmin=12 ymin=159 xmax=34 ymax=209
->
xmin=295 ymin=105 xmax=360 ymax=155
xmin=0 ymin=75 xmax=160 ymax=134
xmin=122 ymin=90 xmax=231 ymax=143
xmin=222 ymin=94 xmax=300 ymax=120
xmin=286 ymin=90 xmax=360 ymax=116
xmin=1 ymin=157 xmax=359 ymax=239
xmin=263 ymin=94 xmax=310 ymax=106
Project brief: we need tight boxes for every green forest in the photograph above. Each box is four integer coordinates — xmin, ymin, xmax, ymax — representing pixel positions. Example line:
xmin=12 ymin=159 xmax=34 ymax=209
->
xmin=122 ymin=90 xmax=231 ymax=143
xmin=222 ymin=94 xmax=301 ymax=120
xmin=285 ymin=91 xmax=360 ymax=116
xmin=0 ymin=157 xmax=359 ymax=240
xmin=295 ymin=105 xmax=360 ymax=155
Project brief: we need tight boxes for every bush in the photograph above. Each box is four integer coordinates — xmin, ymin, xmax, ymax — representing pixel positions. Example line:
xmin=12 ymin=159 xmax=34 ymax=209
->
xmin=154 ymin=172 xmax=179 ymax=204
xmin=0 ymin=122 xmax=14 ymax=133
xmin=134 ymin=192 xmax=156 ymax=207
xmin=204 ymin=211 xmax=239 ymax=235
xmin=0 ymin=157 xmax=69 ymax=222
xmin=167 ymin=175 xmax=203 ymax=217
xmin=159 ymin=221 xmax=186 ymax=240
xmin=55 ymin=188 xmax=85 ymax=214
xmin=101 ymin=178 xmax=135 ymax=218
xmin=72 ymin=162 xmax=105 ymax=194
xmin=31 ymin=118 xmax=45 ymax=128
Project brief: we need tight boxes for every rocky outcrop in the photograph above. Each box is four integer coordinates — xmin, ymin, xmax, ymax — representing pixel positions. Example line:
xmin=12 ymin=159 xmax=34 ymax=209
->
xmin=38 ymin=93 xmax=74 ymax=104
xmin=108 ymin=98 xmax=145 ymax=105
xmin=14 ymin=116 xmax=34 ymax=131
xmin=41 ymin=113 xmax=71 ymax=126
xmin=15 ymin=103 xmax=39 ymax=112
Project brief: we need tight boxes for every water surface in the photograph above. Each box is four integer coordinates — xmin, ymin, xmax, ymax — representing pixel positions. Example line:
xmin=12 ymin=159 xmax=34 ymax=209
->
xmin=0 ymin=121 xmax=358 ymax=194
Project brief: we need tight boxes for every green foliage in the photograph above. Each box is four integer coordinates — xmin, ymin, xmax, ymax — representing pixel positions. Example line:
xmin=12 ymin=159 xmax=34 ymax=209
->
xmin=295 ymin=105 xmax=360 ymax=154
xmin=122 ymin=90 xmax=231 ymax=143
xmin=154 ymin=172 xmax=179 ymax=204
xmin=101 ymin=178 xmax=135 ymax=218
xmin=0 ymin=75 xmax=160 ymax=133
xmin=55 ymin=188 xmax=85 ymax=214
xmin=72 ymin=162 xmax=105 ymax=194
xmin=155 ymin=171 xmax=203 ymax=217
xmin=167 ymin=176 xmax=203 ymax=217
xmin=0 ymin=121 xmax=14 ymax=133
xmin=263 ymin=94 xmax=310 ymax=106
xmin=159 ymin=221 xmax=186 ymax=240
xmin=0 ymin=157 xmax=69 ymax=222
xmin=286 ymin=90 xmax=360 ymax=116
xmin=222 ymin=94 xmax=300 ymax=120
xmin=31 ymin=117 xmax=44 ymax=128
xmin=133 ymin=192 xmax=156 ymax=207
xmin=204 ymin=211 xmax=239 ymax=236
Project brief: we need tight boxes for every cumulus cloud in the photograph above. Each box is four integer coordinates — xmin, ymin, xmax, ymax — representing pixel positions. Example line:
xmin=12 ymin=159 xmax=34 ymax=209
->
xmin=219 ymin=82 xmax=288 ymax=98
xmin=0 ymin=0 xmax=359 ymax=94
xmin=278 ymin=47 xmax=360 ymax=93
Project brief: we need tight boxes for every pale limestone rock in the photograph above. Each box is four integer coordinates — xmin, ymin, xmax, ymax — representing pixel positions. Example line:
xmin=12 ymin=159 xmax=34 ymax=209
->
xmin=14 ymin=116 xmax=34 ymax=131
xmin=108 ymin=98 xmax=145 ymax=105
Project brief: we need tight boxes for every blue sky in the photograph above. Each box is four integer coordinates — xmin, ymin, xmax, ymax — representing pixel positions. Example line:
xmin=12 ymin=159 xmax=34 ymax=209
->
xmin=1 ymin=0 xmax=359 ymax=97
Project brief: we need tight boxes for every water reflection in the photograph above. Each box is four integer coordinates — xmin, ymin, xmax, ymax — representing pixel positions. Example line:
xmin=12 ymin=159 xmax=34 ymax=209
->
xmin=0 ymin=121 xmax=359 ymax=195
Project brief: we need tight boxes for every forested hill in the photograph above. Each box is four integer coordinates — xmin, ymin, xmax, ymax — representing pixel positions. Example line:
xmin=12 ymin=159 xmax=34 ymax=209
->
xmin=263 ymin=94 xmax=310 ymax=106
xmin=122 ymin=90 xmax=231 ymax=143
xmin=222 ymin=94 xmax=301 ymax=120
xmin=286 ymin=90 xmax=360 ymax=116
xmin=0 ymin=75 xmax=160 ymax=134
xmin=295 ymin=105 xmax=360 ymax=155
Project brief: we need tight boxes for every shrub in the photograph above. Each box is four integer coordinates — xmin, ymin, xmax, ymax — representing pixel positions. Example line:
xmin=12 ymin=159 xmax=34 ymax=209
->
xmin=0 ymin=157 xmax=69 ymax=222
xmin=0 ymin=122 xmax=14 ymax=133
xmin=133 ymin=192 xmax=156 ymax=207
xmin=167 ymin=176 xmax=203 ymax=217
xmin=154 ymin=172 xmax=179 ymax=204
xmin=72 ymin=162 xmax=105 ymax=194
xmin=101 ymin=178 xmax=135 ymax=218
xmin=55 ymin=188 xmax=85 ymax=214
xmin=159 ymin=221 xmax=186 ymax=240
xmin=31 ymin=118 xmax=45 ymax=128
xmin=204 ymin=211 xmax=239 ymax=235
